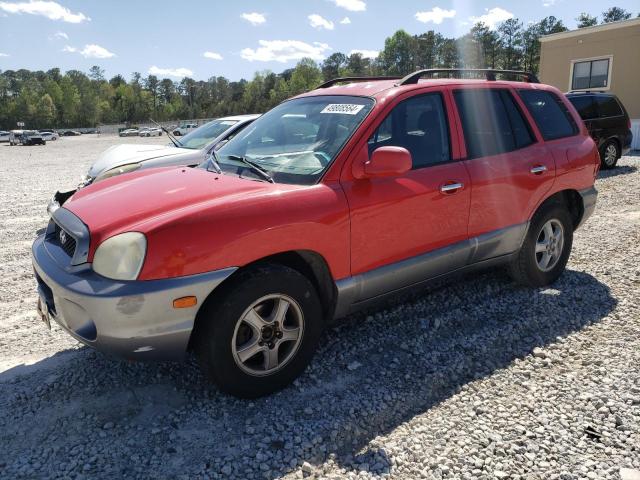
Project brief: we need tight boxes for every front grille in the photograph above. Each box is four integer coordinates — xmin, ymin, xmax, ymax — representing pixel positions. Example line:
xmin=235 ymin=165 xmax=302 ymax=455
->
xmin=52 ymin=223 xmax=77 ymax=258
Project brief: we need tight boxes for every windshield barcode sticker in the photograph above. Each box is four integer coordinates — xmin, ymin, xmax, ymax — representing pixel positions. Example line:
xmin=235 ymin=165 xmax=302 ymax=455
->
xmin=321 ymin=104 xmax=365 ymax=115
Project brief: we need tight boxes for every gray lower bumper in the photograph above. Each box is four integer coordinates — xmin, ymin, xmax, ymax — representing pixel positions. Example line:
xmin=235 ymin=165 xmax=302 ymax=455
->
xmin=578 ymin=186 xmax=597 ymax=229
xmin=32 ymin=235 xmax=236 ymax=361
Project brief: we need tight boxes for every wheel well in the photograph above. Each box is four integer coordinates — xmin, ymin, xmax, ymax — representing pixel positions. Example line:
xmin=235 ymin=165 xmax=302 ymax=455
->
xmin=538 ymin=189 xmax=584 ymax=229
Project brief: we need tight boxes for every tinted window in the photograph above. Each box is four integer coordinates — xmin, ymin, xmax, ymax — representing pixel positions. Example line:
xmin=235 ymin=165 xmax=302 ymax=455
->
xmin=454 ymin=89 xmax=532 ymax=158
xmin=368 ymin=93 xmax=450 ymax=169
xmin=572 ymin=59 xmax=610 ymax=90
xmin=568 ymin=96 xmax=597 ymax=120
xmin=518 ymin=90 xmax=578 ymax=141
xmin=595 ymin=96 xmax=623 ymax=118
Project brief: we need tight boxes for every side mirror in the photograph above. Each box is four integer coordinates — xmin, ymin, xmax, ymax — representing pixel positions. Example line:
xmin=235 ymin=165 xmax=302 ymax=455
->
xmin=363 ymin=146 xmax=412 ymax=178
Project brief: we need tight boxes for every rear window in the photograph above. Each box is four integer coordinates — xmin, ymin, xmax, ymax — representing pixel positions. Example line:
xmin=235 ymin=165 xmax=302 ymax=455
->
xmin=568 ymin=96 xmax=597 ymax=120
xmin=518 ymin=90 xmax=578 ymax=141
xmin=595 ymin=96 xmax=623 ymax=118
xmin=454 ymin=88 xmax=534 ymax=159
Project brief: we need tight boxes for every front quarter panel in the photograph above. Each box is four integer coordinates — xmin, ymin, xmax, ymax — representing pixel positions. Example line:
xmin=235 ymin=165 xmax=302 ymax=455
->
xmin=136 ymin=181 xmax=350 ymax=281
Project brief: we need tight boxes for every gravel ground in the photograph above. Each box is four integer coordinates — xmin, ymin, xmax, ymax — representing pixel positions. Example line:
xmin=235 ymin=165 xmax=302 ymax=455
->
xmin=0 ymin=136 xmax=638 ymax=480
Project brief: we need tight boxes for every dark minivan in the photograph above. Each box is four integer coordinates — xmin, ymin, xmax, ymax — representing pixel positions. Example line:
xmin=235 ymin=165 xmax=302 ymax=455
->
xmin=566 ymin=92 xmax=632 ymax=169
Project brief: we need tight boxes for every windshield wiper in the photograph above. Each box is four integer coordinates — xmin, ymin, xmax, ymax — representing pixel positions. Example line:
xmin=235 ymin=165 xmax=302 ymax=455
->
xmin=150 ymin=118 xmax=182 ymax=147
xmin=227 ymin=154 xmax=274 ymax=183
xmin=205 ymin=150 xmax=222 ymax=174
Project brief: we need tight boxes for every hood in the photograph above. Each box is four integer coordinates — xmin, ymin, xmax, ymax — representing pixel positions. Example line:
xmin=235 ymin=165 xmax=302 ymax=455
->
xmin=65 ymin=167 xmax=282 ymax=246
xmin=88 ymin=144 xmax=203 ymax=178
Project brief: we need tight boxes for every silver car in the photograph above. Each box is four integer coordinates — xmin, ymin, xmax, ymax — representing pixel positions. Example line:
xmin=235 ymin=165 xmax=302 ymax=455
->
xmin=48 ymin=114 xmax=260 ymax=212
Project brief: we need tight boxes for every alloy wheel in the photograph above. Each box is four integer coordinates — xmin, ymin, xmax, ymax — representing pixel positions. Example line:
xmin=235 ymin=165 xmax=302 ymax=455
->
xmin=231 ymin=294 xmax=304 ymax=376
xmin=535 ymin=219 xmax=564 ymax=272
xmin=604 ymin=143 xmax=618 ymax=167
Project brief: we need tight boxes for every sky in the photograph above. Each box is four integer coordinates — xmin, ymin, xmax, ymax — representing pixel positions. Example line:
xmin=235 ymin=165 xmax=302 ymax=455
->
xmin=0 ymin=0 xmax=638 ymax=81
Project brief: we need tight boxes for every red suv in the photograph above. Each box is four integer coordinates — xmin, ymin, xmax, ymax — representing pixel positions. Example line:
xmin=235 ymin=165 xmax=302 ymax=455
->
xmin=33 ymin=69 xmax=599 ymax=398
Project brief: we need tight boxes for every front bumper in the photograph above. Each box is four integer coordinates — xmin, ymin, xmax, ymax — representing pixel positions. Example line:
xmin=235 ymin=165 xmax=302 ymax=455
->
xmin=577 ymin=186 xmax=597 ymax=229
xmin=32 ymin=234 xmax=236 ymax=360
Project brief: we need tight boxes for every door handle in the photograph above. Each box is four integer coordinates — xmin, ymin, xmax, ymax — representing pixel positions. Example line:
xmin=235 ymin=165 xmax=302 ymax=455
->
xmin=440 ymin=182 xmax=464 ymax=193
xmin=530 ymin=165 xmax=547 ymax=175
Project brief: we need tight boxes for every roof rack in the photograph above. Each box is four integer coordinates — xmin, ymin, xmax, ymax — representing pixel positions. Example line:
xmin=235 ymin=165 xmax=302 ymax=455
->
xmin=317 ymin=76 xmax=402 ymax=89
xmin=398 ymin=69 xmax=540 ymax=85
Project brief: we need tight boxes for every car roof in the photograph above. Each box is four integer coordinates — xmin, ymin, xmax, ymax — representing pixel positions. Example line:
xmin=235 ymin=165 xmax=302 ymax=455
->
xmin=297 ymin=78 xmax=545 ymax=100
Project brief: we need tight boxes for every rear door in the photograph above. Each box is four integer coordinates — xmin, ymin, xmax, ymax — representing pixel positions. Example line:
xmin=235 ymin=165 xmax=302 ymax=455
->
xmin=568 ymin=95 xmax=602 ymax=146
xmin=452 ymin=87 xmax=556 ymax=260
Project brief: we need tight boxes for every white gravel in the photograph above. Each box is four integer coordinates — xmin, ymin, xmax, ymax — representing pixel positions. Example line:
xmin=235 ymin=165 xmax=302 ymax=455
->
xmin=0 ymin=136 xmax=638 ymax=479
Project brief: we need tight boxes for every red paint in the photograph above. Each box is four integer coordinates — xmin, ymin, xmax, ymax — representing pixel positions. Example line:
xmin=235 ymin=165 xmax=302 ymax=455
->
xmin=63 ymin=79 xmax=598 ymax=282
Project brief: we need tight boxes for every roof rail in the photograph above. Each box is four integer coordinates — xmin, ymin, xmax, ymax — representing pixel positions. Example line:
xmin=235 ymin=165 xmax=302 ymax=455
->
xmin=398 ymin=69 xmax=540 ymax=85
xmin=566 ymin=90 xmax=608 ymax=94
xmin=317 ymin=76 xmax=402 ymax=89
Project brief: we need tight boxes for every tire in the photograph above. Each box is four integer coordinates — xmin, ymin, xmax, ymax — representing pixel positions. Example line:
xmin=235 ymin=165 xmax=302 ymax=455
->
xmin=600 ymin=140 xmax=619 ymax=169
xmin=508 ymin=202 xmax=574 ymax=287
xmin=194 ymin=264 xmax=323 ymax=398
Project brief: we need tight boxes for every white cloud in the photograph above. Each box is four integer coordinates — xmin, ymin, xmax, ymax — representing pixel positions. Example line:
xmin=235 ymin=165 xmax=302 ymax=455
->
xmin=340 ymin=16 xmax=351 ymax=24
xmin=415 ymin=7 xmax=456 ymax=24
xmin=332 ymin=0 xmax=366 ymax=12
xmin=349 ymin=49 xmax=378 ymax=59
xmin=53 ymin=30 xmax=68 ymax=40
xmin=203 ymin=51 xmax=223 ymax=60
xmin=241 ymin=12 xmax=266 ymax=25
xmin=469 ymin=7 xmax=513 ymax=29
xmin=0 ymin=52 xmax=9 ymax=57
xmin=0 ymin=1 xmax=89 ymax=23
xmin=148 ymin=66 xmax=193 ymax=78
xmin=308 ymin=14 xmax=334 ymax=30
xmin=543 ymin=0 xmax=556 ymax=6
xmin=62 ymin=44 xmax=115 ymax=58
xmin=241 ymin=40 xmax=331 ymax=63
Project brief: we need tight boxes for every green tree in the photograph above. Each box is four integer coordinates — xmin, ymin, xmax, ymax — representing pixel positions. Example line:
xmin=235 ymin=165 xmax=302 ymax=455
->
xmin=576 ymin=12 xmax=598 ymax=28
xmin=601 ymin=7 xmax=631 ymax=23
xmin=380 ymin=30 xmax=416 ymax=75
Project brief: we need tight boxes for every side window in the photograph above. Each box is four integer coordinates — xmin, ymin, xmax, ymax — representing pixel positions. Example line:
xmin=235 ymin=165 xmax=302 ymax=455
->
xmin=518 ymin=90 xmax=578 ymax=141
xmin=568 ymin=95 xmax=597 ymax=120
xmin=499 ymin=90 xmax=534 ymax=149
xmin=595 ymin=96 xmax=623 ymax=118
xmin=453 ymin=88 xmax=528 ymax=159
xmin=368 ymin=93 xmax=450 ymax=169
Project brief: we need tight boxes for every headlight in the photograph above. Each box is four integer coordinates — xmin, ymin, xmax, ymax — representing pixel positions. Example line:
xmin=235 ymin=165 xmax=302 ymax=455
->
xmin=93 ymin=232 xmax=146 ymax=280
xmin=94 ymin=163 xmax=141 ymax=182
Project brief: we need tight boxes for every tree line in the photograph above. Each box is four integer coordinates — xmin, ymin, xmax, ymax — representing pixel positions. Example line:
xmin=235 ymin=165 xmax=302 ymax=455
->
xmin=0 ymin=6 xmax=636 ymax=130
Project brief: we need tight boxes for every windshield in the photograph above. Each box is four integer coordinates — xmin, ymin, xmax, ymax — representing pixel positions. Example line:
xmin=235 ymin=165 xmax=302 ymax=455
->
xmin=208 ymin=96 xmax=374 ymax=185
xmin=179 ymin=119 xmax=237 ymax=150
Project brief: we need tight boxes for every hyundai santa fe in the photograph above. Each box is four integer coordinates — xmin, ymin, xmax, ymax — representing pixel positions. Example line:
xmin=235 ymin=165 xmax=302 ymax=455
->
xmin=32 ymin=69 xmax=599 ymax=398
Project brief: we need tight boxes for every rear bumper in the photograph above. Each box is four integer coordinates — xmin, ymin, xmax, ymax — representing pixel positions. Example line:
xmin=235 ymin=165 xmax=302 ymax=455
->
xmin=577 ymin=186 xmax=597 ymax=229
xmin=32 ymin=234 xmax=236 ymax=360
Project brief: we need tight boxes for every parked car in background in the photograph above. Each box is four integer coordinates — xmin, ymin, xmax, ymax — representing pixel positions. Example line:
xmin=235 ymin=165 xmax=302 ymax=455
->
xmin=0 ymin=130 xmax=9 ymax=142
xmin=20 ymin=130 xmax=46 ymax=145
xmin=9 ymin=130 xmax=24 ymax=145
xmin=47 ymin=114 xmax=260 ymax=213
xmin=39 ymin=130 xmax=60 ymax=141
xmin=34 ymin=70 xmax=599 ymax=398
xmin=139 ymin=127 xmax=162 ymax=137
xmin=173 ymin=123 xmax=198 ymax=136
xmin=119 ymin=128 xmax=139 ymax=137
xmin=566 ymin=91 xmax=632 ymax=169
xmin=62 ymin=130 xmax=82 ymax=136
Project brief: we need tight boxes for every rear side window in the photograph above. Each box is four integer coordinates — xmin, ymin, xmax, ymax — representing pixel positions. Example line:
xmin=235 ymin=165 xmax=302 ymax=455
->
xmin=595 ymin=96 xmax=623 ymax=118
xmin=518 ymin=90 xmax=578 ymax=141
xmin=568 ymin=96 xmax=597 ymax=120
xmin=453 ymin=89 xmax=533 ymax=159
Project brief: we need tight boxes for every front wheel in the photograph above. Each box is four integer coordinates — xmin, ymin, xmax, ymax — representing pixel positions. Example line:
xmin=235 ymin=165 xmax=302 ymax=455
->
xmin=600 ymin=140 xmax=619 ymax=169
xmin=194 ymin=264 xmax=323 ymax=398
xmin=508 ymin=204 xmax=573 ymax=287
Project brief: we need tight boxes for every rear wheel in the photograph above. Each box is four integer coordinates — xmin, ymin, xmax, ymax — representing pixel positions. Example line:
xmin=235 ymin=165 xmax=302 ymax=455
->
xmin=600 ymin=140 xmax=619 ymax=169
xmin=194 ymin=264 xmax=323 ymax=398
xmin=508 ymin=203 xmax=573 ymax=287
